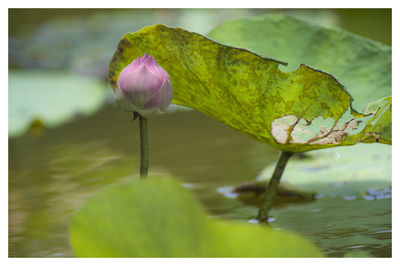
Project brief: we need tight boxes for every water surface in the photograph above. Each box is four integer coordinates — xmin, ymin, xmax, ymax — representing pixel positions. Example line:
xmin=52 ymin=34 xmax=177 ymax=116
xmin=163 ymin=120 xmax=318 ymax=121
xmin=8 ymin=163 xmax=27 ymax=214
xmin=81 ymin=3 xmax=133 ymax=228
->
xmin=9 ymin=104 xmax=391 ymax=257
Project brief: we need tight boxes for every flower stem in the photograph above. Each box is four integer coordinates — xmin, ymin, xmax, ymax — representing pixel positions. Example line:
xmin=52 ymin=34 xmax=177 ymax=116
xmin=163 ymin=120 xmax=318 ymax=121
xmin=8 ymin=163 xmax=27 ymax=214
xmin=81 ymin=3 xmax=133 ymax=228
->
xmin=139 ymin=115 xmax=149 ymax=178
xmin=257 ymin=151 xmax=293 ymax=224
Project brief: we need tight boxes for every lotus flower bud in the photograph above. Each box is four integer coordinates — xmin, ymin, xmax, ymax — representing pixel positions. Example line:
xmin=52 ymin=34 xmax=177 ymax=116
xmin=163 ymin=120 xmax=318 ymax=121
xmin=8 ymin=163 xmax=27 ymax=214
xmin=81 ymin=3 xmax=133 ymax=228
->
xmin=115 ymin=53 xmax=173 ymax=118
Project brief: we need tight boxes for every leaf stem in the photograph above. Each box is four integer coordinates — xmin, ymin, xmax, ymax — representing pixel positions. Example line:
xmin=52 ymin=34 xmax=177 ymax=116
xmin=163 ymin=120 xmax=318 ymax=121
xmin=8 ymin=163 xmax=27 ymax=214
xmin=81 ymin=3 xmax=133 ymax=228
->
xmin=139 ymin=115 xmax=149 ymax=178
xmin=257 ymin=151 xmax=293 ymax=224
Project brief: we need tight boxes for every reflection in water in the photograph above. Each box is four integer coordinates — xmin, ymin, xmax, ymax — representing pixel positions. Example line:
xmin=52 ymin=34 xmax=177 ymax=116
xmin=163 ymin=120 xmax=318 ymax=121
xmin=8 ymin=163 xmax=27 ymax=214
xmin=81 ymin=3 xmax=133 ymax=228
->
xmin=9 ymin=104 xmax=391 ymax=257
xmin=364 ymin=186 xmax=392 ymax=200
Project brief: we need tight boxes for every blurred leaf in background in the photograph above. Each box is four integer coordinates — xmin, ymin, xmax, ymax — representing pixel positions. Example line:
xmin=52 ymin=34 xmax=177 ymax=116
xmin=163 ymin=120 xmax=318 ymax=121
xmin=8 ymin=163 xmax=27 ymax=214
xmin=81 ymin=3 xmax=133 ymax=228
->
xmin=9 ymin=70 xmax=106 ymax=137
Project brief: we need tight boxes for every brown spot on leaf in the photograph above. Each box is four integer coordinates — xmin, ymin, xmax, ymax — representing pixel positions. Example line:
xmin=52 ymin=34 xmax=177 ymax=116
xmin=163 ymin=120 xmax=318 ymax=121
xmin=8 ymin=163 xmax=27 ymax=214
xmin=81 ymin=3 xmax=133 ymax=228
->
xmin=365 ymin=132 xmax=380 ymax=142
xmin=271 ymin=115 xmax=297 ymax=144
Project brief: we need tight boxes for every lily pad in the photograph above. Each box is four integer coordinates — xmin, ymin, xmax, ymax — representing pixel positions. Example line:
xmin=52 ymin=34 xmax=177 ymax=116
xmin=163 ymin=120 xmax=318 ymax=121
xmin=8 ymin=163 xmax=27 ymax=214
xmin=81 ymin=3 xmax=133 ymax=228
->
xmin=109 ymin=20 xmax=391 ymax=153
xmin=70 ymin=178 xmax=323 ymax=257
xmin=9 ymin=70 xmax=107 ymax=137
xmin=258 ymin=143 xmax=391 ymax=195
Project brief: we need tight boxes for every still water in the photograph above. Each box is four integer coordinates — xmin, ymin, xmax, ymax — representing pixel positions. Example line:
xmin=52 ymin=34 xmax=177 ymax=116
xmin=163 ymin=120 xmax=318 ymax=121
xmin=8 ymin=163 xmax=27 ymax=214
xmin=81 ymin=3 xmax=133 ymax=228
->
xmin=8 ymin=104 xmax=391 ymax=257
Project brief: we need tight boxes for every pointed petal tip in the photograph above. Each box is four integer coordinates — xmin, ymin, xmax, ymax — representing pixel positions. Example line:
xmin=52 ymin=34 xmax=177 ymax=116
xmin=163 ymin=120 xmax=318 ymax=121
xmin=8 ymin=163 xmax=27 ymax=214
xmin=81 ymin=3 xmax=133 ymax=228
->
xmin=141 ymin=54 xmax=151 ymax=64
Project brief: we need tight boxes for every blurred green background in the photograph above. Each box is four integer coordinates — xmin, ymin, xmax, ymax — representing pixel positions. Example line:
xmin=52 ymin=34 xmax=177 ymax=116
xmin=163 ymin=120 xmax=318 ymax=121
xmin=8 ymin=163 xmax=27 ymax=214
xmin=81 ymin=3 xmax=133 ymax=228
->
xmin=8 ymin=9 xmax=391 ymax=258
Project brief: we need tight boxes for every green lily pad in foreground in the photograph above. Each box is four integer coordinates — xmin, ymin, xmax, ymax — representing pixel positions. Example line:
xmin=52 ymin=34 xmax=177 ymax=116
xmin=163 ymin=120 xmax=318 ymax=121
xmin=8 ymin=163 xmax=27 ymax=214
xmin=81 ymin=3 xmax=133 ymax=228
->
xmin=9 ymin=70 xmax=107 ymax=138
xmin=109 ymin=17 xmax=391 ymax=153
xmin=70 ymin=178 xmax=322 ymax=257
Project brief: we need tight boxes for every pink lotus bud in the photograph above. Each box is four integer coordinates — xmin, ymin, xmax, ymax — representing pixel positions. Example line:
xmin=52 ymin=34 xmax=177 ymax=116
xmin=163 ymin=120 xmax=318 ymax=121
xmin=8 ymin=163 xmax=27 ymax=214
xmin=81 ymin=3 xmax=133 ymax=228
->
xmin=115 ymin=53 xmax=173 ymax=118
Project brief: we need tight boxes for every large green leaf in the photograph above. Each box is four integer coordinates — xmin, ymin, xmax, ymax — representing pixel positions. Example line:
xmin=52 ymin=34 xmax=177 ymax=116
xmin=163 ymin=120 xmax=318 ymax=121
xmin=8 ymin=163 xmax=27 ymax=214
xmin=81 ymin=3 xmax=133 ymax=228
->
xmin=70 ymin=178 xmax=322 ymax=257
xmin=208 ymin=14 xmax=391 ymax=112
xmin=9 ymin=70 xmax=107 ymax=137
xmin=108 ymin=18 xmax=391 ymax=152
